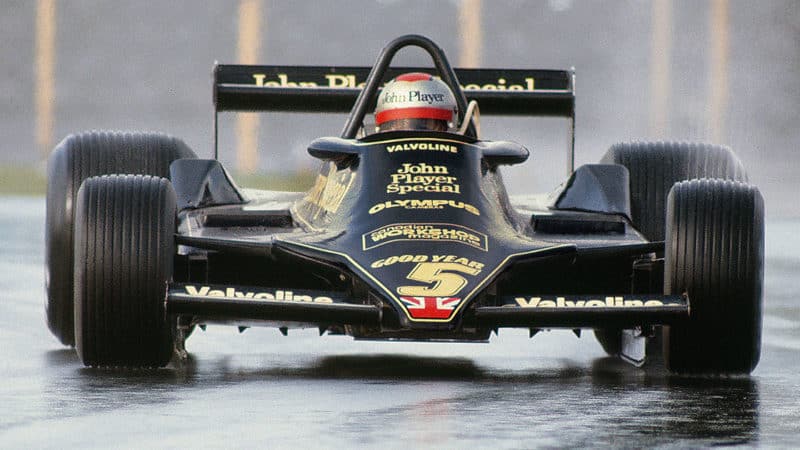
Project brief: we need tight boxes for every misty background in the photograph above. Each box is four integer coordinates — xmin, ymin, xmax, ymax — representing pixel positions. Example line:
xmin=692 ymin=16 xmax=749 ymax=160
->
xmin=2 ymin=0 xmax=798 ymax=216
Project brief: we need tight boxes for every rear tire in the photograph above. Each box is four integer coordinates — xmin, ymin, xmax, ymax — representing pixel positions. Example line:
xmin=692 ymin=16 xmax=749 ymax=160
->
xmin=601 ymin=141 xmax=747 ymax=241
xmin=74 ymin=175 xmax=176 ymax=368
xmin=45 ymin=131 xmax=195 ymax=346
xmin=664 ymin=179 xmax=764 ymax=375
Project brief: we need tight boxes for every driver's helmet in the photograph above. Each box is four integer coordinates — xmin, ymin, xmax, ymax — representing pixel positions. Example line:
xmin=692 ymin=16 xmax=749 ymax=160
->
xmin=375 ymin=73 xmax=458 ymax=132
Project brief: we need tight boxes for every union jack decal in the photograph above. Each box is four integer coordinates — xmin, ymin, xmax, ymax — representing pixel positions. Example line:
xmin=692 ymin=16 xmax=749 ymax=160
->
xmin=399 ymin=296 xmax=462 ymax=319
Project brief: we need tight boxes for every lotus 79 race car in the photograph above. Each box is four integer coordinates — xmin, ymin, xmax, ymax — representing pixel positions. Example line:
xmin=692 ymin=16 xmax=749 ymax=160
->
xmin=44 ymin=35 xmax=764 ymax=375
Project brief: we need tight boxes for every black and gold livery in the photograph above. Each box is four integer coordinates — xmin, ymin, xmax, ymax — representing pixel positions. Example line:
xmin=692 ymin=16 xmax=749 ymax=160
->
xmin=175 ymin=36 xmax=687 ymax=346
xmin=48 ymin=35 xmax=764 ymax=374
xmin=171 ymin=127 xmax=685 ymax=334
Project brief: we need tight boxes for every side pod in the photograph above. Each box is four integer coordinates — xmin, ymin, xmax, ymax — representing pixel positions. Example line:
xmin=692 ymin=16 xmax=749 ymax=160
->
xmin=170 ymin=159 xmax=245 ymax=210
xmin=554 ymin=164 xmax=631 ymax=217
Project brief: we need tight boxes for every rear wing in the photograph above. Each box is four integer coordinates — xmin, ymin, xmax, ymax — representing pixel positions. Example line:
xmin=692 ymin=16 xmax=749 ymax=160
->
xmin=213 ymin=65 xmax=576 ymax=169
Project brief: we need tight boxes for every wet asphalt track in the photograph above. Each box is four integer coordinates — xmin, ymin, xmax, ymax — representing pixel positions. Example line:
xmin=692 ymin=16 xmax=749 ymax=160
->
xmin=1 ymin=196 xmax=798 ymax=448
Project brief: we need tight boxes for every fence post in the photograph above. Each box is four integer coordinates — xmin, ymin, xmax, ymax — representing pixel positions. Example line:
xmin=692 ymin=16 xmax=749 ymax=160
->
xmin=35 ymin=0 xmax=57 ymax=158
xmin=236 ymin=0 xmax=263 ymax=174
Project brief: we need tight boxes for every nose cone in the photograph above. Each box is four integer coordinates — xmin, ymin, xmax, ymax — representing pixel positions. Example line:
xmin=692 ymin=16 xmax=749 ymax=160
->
xmin=283 ymin=132 xmax=556 ymax=328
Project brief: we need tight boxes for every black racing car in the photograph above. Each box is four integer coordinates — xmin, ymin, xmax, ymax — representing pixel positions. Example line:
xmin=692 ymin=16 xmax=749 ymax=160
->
xmin=44 ymin=35 xmax=764 ymax=374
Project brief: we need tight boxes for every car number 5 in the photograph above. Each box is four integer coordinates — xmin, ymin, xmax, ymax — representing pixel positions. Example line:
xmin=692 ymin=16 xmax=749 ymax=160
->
xmin=396 ymin=262 xmax=481 ymax=297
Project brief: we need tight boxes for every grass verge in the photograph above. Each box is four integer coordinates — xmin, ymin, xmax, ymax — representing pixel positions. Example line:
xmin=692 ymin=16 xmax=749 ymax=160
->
xmin=0 ymin=165 xmax=316 ymax=195
xmin=232 ymin=169 xmax=316 ymax=192
xmin=0 ymin=165 xmax=47 ymax=195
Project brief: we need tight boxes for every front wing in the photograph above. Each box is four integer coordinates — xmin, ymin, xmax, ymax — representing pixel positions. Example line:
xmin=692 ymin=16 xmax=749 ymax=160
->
xmin=167 ymin=282 xmax=689 ymax=331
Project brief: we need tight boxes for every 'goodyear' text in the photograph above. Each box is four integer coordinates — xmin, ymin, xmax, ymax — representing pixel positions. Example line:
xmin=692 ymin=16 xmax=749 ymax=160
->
xmin=371 ymin=254 xmax=484 ymax=271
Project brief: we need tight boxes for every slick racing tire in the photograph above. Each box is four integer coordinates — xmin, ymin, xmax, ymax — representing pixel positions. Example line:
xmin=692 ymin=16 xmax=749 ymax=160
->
xmin=595 ymin=142 xmax=747 ymax=358
xmin=74 ymin=175 xmax=176 ymax=368
xmin=45 ymin=131 xmax=195 ymax=346
xmin=600 ymin=141 xmax=747 ymax=242
xmin=664 ymin=179 xmax=764 ymax=375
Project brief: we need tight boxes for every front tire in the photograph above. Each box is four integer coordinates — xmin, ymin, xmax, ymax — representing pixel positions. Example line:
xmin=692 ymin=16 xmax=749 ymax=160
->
xmin=664 ymin=179 xmax=764 ymax=375
xmin=45 ymin=131 xmax=195 ymax=346
xmin=595 ymin=141 xmax=748 ymax=358
xmin=73 ymin=175 xmax=176 ymax=368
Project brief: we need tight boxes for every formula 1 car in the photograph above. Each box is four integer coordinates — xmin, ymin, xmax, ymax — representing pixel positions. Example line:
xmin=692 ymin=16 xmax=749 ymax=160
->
xmin=45 ymin=35 xmax=764 ymax=374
